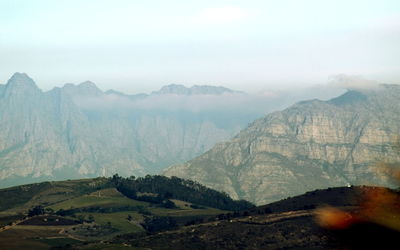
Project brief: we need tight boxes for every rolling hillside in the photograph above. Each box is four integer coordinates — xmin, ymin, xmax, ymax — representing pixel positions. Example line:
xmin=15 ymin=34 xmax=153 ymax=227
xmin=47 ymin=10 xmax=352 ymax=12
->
xmin=0 ymin=176 xmax=251 ymax=249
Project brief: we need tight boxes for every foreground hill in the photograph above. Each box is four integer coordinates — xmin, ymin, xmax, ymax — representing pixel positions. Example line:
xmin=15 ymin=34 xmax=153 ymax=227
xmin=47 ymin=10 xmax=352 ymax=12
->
xmin=0 ymin=176 xmax=253 ymax=249
xmin=2 ymin=177 xmax=398 ymax=250
xmin=165 ymin=85 xmax=400 ymax=204
xmin=76 ymin=186 xmax=400 ymax=250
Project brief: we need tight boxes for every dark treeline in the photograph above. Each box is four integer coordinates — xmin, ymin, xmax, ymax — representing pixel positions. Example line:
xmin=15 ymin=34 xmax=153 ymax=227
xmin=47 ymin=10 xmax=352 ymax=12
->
xmin=55 ymin=205 xmax=152 ymax=216
xmin=141 ymin=216 xmax=178 ymax=233
xmin=110 ymin=174 xmax=254 ymax=211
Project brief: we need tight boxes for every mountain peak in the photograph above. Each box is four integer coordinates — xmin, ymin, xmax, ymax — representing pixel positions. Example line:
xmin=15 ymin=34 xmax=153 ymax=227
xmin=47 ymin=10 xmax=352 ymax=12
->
xmin=61 ymin=81 xmax=103 ymax=97
xmin=10 ymin=72 xmax=30 ymax=80
xmin=7 ymin=72 xmax=38 ymax=87
xmin=164 ymin=86 xmax=400 ymax=205
xmin=77 ymin=81 xmax=102 ymax=94
xmin=78 ymin=81 xmax=97 ymax=88
xmin=152 ymin=84 xmax=189 ymax=95
xmin=4 ymin=72 xmax=40 ymax=95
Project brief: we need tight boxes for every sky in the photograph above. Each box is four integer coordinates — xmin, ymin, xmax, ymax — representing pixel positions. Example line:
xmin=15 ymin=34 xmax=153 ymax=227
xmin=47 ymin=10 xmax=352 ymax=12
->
xmin=0 ymin=0 xmax=399 ymax=94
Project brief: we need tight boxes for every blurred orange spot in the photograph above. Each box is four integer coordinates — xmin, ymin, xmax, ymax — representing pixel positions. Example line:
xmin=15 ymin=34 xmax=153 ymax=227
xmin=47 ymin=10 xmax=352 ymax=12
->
xmin=315 ymin=207 xmax=356 ymax=230
xmin=316 ymin=139 xmax=400 ymax=232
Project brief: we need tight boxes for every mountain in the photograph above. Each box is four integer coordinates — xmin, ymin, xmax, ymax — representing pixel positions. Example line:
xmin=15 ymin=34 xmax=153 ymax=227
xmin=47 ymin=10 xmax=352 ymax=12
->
xmin=164 ymin=85 xmax=400 ymax=205
xmin=0 ymin=73 xmax=262 ymax=187
xmin=61 ymin=81 xmax=103 ymax=97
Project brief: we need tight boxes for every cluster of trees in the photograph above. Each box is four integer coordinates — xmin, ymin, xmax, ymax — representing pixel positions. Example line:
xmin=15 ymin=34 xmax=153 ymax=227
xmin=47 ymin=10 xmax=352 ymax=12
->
xmin=111 ymin=174 xmax=254 ymax=211
xmin=56 ymin=205 xmax=152 ymax=216
xmin=141 ymin=216 xmax=177 ymax=233
xmin=28 ymin=205 xmax=54 ymax=217
xmin=77 ymin=214 xmax=94 ymax=223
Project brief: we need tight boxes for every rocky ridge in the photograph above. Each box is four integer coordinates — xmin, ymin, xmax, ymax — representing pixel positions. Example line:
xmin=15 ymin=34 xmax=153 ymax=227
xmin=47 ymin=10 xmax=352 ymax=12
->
xmin=164 ymin=85 xmax=400 ymax=204
xmin=0 ymin=73 xmax=255 ymax=186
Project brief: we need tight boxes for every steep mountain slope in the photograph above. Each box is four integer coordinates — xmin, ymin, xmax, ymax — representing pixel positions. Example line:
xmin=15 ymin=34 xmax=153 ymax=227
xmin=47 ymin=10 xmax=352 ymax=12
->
xmin=0 ymin=73 xmax=256 ymax=186
xmin=165 ymin=85 xmax=400 ymax=204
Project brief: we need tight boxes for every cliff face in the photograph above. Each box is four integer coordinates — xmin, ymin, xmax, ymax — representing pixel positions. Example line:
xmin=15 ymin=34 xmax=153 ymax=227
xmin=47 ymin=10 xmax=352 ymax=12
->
xmin=164 ymin=86 xmax=400 ymax=205
xmin=0 ymin=73 xmax=253 ymax=186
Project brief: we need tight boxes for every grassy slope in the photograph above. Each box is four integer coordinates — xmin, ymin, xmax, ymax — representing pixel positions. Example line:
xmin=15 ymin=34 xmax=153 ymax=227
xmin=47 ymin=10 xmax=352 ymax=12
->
xmin=0 ymin=177 xmax=109 ymax=215
xmin=0 ymin=225 xmax=70 ymax=250
xmin=76 ymin=211 xmax=143 ymax=234
xmin=48 ymin=193 xmax=148 ymax=211
xmin=0 ymin=178 xmax=230 ymax=249
xmin=2 ymin=179 xmax=387 ymax=250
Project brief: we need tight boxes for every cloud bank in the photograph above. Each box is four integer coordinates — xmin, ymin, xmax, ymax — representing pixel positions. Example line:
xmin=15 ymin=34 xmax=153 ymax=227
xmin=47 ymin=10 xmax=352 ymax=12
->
xmin=72 ymin=85 xmax=346 ymax=117
xmin=329 ymin=74 xmax=381 ymax=90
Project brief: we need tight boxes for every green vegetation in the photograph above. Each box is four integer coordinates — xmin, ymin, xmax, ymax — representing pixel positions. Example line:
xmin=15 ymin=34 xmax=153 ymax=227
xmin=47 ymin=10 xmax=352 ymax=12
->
xmin=141 ymin=216 xmax=177 ymax=233
xmin=0 ymin=177 xmax=111 ymax=214
xmin=28 ymin=205 xmax=46 ymax=216
xmin=0 ymin=225 xmax=67 ymax=250
xmin=0 ymin=175 xmax=257 ymax=250
xmin=112 ymin=174 xmax=255 ymax=211
xmin=48 ymin=194 xmax=148 ymax=211
xmin=0 ymin=182 xmax=52 ymax=211
xmin=2 ymin=177 xmax=383 ymax=250
xmin=0 ymin=214 xmax=25 ymax=227
xmin=36 ymin=237 xmax=81 ymax=247
xmin=78 ymin=243 xmax=144 ymax=250
xmin=76 ymin=212 xmax=143 ymax=233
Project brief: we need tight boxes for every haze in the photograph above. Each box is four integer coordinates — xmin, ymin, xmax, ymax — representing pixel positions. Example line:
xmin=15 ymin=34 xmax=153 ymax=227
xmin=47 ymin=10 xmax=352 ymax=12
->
xmin=1 ymin=0 xmax=399 ymax=93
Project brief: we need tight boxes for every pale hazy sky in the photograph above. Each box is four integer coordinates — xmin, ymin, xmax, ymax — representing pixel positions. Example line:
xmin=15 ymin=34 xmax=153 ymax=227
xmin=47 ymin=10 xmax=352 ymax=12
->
xmin=1 ymin=0 xmax=399 ymax=94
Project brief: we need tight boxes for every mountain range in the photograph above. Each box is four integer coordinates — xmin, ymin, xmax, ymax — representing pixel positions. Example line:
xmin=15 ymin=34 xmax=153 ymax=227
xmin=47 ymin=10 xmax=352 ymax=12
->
xmin=0 ymin=73 xmax=260 ymax=187
xmin=3 ymin=71 xmax=397 ymax=207
xmin=165 ymin=84 xmax=400 ymax=204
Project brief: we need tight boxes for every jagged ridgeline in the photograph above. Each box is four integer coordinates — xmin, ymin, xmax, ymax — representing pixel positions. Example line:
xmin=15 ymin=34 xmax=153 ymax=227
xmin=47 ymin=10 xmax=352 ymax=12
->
xmin=165 ymin=85 xmax=400 ymax=205
xmin=0 ymin=73 xmax=259 ymax=187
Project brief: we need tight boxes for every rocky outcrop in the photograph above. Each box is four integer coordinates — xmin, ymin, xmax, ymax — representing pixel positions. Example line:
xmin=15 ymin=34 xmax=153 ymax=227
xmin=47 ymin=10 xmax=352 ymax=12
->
xmin=0 ymin=73 xmax=254 ymax=187
xmin=164 ymin=86 xmax=400 ymax=205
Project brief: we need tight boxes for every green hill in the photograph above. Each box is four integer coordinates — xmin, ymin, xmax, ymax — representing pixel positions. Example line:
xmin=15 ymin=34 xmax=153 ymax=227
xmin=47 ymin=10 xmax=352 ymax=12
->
xmin=1 ymin=178 xmax=398 ymax=250
xmin=0 ymin=176 xmax=254 ymax=249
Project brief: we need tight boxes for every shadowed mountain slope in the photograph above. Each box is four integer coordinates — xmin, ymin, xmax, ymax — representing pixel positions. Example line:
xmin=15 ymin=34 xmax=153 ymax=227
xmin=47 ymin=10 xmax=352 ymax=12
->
xmin=0 ymin=73 xmax=257 ymax=187
xmin=165 ymin=85 xmax=400 ymax=204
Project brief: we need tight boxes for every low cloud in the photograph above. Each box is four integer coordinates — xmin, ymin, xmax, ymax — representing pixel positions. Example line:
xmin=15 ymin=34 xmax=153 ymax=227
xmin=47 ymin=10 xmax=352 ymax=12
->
xmin=329 ymin=74 xmax=380 ymax=90
xmin=73 ymin=86 xmax=345 ymax=117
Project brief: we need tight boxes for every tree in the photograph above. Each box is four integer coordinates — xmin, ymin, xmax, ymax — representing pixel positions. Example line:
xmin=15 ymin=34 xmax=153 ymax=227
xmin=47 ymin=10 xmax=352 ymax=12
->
xmin=28 ymin=205 xmax=45 ymax=217
xmin=87 ymin=214 xmax=95 ymax=223
xmin=141 ymin=216 xmax=177 ymax=233
xmin=77 ymin=215 xmax=85 ymax=223
xmin=162 ymin=199 xmax=177 ymax=209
